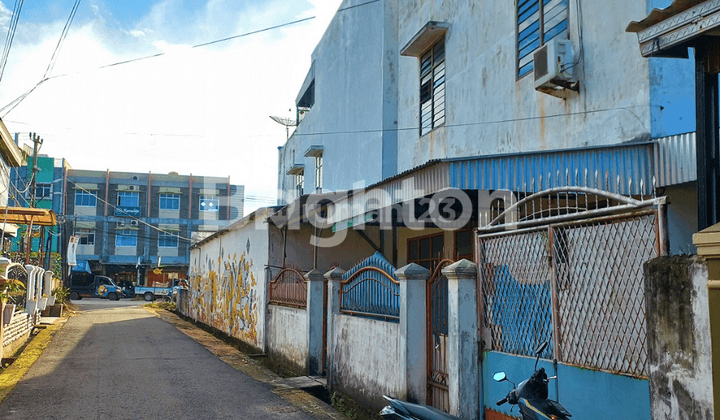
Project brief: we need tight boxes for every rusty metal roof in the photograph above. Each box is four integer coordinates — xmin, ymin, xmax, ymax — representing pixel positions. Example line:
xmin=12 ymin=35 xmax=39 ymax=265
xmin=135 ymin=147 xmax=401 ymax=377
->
xmin=627 ymin=0 xmax=703 ymax=32
xmin=0 ymin=207 xmax=57 ymax=226
xmin=627 ymin=0 xmax=720 ymax=57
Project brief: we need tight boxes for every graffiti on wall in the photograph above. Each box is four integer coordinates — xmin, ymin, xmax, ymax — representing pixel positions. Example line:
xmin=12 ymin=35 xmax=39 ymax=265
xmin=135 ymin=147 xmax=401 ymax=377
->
xmin=188 ymin=249 xmax=259 ymax=346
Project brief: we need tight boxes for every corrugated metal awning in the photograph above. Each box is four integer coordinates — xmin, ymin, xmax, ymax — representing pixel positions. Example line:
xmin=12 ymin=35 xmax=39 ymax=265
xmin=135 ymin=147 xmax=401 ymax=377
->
xmin=448 ymin=142 xmax=656 ymax=195
xmin=327 ymin=141 xmax=669 ymax=225
xmin=627 ymin=0 xmax=720 ymax=57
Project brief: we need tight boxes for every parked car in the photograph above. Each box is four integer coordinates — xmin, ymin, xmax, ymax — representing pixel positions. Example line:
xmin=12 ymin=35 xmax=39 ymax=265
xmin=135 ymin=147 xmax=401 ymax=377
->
xmin=68 ymin=273 xmax=124 ymax=301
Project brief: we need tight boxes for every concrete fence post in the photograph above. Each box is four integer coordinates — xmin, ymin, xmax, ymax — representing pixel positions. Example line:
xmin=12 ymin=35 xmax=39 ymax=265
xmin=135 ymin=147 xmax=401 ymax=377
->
xmin=305 ymin=269 xmax=325 ymax=376
xmin=396 ymin=263 xmax=428 ymax=404
xmin=324 ymin=267 xmax=344 ymax=387
xmin=0 ymin=257 xmax=7 ymax=362
xmin=443 ymin=259 xmax=479 ymax=419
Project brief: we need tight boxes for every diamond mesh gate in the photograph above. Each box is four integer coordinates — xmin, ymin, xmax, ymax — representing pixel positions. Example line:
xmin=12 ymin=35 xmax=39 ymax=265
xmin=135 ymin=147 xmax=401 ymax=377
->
xmin=478 ymin=209 xmax=659 ymax=377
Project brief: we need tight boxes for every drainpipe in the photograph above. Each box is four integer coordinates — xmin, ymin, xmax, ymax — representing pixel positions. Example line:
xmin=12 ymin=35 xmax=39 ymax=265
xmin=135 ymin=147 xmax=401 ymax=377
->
xmin=147 ymin=172 xmax=152 ymax=218
xmin=104 ymin=170 xmax=110 ymax=216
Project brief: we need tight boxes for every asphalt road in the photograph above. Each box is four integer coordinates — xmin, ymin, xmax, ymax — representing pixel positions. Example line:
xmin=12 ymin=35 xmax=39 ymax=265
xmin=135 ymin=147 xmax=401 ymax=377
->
xmin=0 ymin=300 xmax=316 ymax=420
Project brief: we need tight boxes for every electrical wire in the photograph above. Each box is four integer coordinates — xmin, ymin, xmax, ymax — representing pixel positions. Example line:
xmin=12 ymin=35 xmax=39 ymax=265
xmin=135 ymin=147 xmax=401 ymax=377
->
xmin=43 ymin=0 xmax=82 ymax=79
xmin=0 ymin=0 xmax=80 ymax=117
xmin=0 ymin=0 xmax=380 ymax=116
xmin=0 ymin=0 xmax=24 ymax=85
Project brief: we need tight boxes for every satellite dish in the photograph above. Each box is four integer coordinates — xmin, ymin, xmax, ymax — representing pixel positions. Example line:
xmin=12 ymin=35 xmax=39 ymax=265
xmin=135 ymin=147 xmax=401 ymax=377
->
xmin=270 ymin=115 xmax=297 ymax=140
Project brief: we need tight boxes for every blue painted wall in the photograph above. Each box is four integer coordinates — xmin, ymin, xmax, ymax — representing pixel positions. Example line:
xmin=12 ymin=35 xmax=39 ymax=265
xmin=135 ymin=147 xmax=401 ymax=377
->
xmin=649 ymin=55 xmax=695 ymax=138
xmin=483 ymin=351 xmax=651 ymax=420
xmin=645 ymin=0 xmax=696 ymax=138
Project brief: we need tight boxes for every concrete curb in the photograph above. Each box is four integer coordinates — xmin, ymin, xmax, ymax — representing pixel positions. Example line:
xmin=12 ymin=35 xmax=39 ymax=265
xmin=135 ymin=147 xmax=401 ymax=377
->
xmin=145 ymin=306 xmax=346 ymax=420
xmin=0 ymin=317 xmax=68 ymax=405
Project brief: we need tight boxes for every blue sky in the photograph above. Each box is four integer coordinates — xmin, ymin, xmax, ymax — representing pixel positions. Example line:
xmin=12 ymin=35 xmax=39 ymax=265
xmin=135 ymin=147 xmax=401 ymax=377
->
xmin=0 ymin=0 xmax=342 ymax=211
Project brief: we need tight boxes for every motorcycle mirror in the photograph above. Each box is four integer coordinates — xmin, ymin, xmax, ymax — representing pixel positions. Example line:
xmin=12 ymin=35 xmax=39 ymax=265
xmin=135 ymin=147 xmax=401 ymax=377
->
xmin=534 ymin=341 xmax=549 ymax=370
xmin=492 ymin=372 xmax=507 ymax=382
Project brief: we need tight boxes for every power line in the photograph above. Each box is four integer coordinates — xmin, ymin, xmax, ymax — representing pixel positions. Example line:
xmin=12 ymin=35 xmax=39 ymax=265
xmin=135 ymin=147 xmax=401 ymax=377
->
xmin=0 ymin=0 xmax=24 ymax=85
xmin=43 ymin=0 xmax=82 ymax=79
xmin=0 ymin=0 xmax=380 ymax=116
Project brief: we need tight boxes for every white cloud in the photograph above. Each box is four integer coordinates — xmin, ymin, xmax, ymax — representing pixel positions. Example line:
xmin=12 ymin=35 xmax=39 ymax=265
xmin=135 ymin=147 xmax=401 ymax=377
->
xmin=0 ymin=0 xmax=343 ymax=213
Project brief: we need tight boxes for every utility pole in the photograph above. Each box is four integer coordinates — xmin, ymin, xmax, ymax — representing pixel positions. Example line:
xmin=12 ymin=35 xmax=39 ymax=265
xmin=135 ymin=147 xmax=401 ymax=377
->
xmin=25 ymin=133 xmax=42 ymax=264
xmin=29 ymin=133 xmax=42 ymax=207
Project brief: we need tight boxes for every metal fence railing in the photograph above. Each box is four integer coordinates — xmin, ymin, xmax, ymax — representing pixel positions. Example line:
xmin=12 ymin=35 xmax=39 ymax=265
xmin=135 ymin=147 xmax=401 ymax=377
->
xmin=478 ymin=210 xmax=658 ymax=378
xmin=269 ymin=267 xmax=307 ymax=308
xmin=340 ymin=252 xmax=399 ymax=320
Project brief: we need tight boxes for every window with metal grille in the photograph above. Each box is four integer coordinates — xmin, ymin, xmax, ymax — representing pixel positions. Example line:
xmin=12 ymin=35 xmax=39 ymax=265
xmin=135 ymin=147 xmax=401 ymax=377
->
xmin=77 ymin=229 xmax=95 ymax=245
xmin=75 ymin=190 xmax=97 ymax=207
xmin=517 ymin=0 xmax=568 ymax=78
xmin=159 ymin=194 xmax=180 ymax=210
xmin=34 ymin=184 xmax=51 ymax=198
xmin=115 ymin=229 xmax=137 ymax=247
xmin=420 ymin=38 xmax=445 ymax=136
xmin=315 ymin=155 xmax=323 ymax=192
xmin=158 ymin=231 xmax=178 ymax=248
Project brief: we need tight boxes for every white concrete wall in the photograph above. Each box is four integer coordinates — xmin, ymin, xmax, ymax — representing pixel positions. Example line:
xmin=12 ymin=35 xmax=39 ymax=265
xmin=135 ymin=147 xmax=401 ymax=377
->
xmin=266 ymin=304 xmax=308 ymax=372
xmin=277 ymin=0 xmax=398 ymax=202
xmin=330 ymin=314 xmax=402 ymax=411
xmin=396 ymin=0 xmax=653 ymax=172
xmin=186 ymin=209 xmax=272 ymax=351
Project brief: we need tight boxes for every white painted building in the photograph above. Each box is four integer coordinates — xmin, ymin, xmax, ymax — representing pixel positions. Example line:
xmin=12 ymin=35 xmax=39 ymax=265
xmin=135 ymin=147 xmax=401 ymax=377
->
xmin=278 ymin=0 xmax=699 ymax=254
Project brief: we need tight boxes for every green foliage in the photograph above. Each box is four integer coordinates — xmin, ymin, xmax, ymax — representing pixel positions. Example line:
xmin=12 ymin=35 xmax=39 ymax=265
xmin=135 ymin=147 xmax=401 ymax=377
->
xmin=330 ymin=392 xmax=358 ymax=419
xmin=52 ymin=286 xmax=70 ymax=304
xmin=0 ymin=277 xmax=24 ymax=301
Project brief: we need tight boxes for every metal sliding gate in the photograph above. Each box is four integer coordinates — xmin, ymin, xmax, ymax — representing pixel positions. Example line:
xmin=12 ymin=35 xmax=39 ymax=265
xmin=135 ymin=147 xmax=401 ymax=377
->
xmin=427 ymin=259 xmax=453 ymax=412
xmin=477 ymin=187 xmax=667 ymax=383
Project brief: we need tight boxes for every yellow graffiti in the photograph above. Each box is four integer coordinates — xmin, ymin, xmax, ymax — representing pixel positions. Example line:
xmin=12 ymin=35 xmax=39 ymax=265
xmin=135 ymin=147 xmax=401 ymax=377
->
xmin=188 ymin=249 xmax=259 ymax=346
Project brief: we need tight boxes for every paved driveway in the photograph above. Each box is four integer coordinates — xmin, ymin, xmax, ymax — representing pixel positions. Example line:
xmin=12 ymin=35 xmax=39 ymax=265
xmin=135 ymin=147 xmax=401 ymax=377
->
xmin=0 ymin=302 xmax=318 ymax=420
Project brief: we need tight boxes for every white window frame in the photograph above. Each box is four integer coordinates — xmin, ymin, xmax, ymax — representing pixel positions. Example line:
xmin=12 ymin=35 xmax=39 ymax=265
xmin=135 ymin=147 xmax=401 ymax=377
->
xmin=159 ymin=194 xmax=180 ymax=210
xmin=296 ymin=171 xmax=304 ymax=197
xmin=117 ymin=191 xmax=139 ymax=207
xmin=115 ymin=229 xmax=137 ymax=247
xmin=75 ymin=190 xmax=97 ymax=207
xmin=78 ymin=229 xmax=95 ymax=246
xmin=199 ymin=195 xmax=219 ymax=212
xmin=158 ymin=231 xmax=178 ymax=248
xmin=315 ymin=155 xmax=323 ymax=192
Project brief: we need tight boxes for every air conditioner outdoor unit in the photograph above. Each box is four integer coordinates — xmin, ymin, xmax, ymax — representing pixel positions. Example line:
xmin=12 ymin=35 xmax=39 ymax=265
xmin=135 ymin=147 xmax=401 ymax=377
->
xmin=117 ymin=221 xmax=126 ymax=228
xmin=128 ymin=185 xmax=138 ymax=191
xmin=533 ymin=38 xmax=577 ymax=97
xmin=130 ymin=220 xmax=140 ymax=227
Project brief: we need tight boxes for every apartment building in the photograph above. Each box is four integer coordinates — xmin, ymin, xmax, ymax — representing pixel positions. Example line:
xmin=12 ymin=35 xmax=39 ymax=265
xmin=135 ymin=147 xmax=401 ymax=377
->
xmin=65 ymin=169 xmax=244 ymax=286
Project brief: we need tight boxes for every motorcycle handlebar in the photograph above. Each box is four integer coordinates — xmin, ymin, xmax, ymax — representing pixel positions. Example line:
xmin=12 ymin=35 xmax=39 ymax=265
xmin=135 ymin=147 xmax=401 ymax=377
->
xmin=496 ymin=397 xmax=508 ymax=406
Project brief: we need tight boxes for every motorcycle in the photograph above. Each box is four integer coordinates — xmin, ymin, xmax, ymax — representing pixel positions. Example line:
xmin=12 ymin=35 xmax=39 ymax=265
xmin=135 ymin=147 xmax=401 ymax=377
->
xmin=493 ymin=341 xmax=572 ymax=420
xmin=379 ymin=396 xmax=462 ymax=420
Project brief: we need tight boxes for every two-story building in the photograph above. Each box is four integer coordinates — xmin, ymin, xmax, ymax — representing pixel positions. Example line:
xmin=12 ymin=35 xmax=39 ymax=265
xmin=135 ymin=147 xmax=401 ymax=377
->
xmin=65 ymin=169 xmax=244 ymax=286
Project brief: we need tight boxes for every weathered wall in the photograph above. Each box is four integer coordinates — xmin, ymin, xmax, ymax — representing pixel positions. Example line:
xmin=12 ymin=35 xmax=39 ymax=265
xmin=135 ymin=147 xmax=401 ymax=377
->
xmin=281 ymin=223 xmax=382 ymax=272
xmin=330 ymin=314 xmax=402 ymax=411
xmin=483 ymin=351 xmax=651 ymax=420
xmin=395 ymin=0 xmax=678 ymax=172
xmin=665 ymin=182 xmax=698 ymax=255
xmin=186 ymin=209 xmax=273 ymax=351
xmin=644 ymin=256 xmax=714 ymax=420
xmin=277 ymin=0 xmax=398 ymax=202
xmin=266 ymin=304 xmax=308 ymax=374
